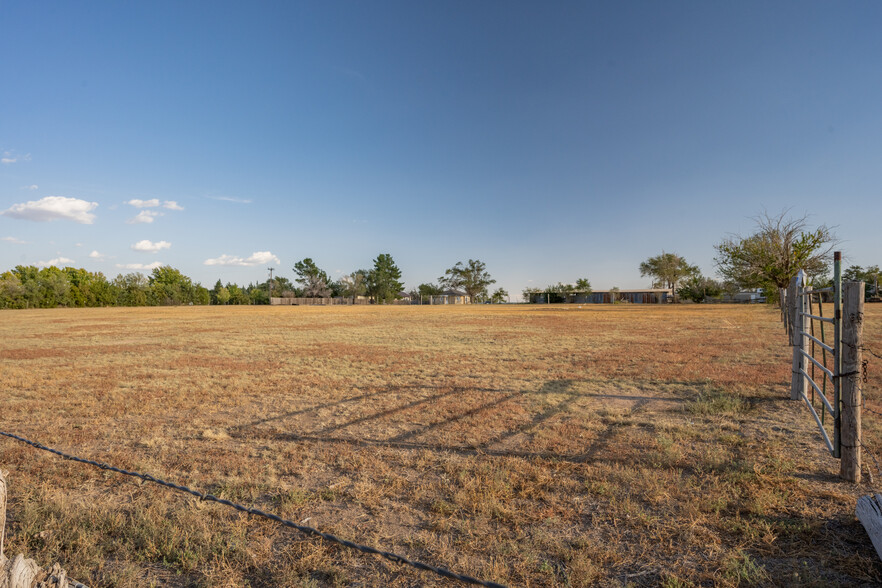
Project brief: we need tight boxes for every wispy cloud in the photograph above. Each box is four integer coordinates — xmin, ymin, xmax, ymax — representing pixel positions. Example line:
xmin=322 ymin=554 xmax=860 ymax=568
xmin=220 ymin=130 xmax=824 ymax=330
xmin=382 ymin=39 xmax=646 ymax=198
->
xmin=126 ymin=210 xmax=161 ymax=224
xmin=335 ymin=66 xmax=367 ymax=82
xmin=21 ymin=184 xmax=38 ymax=191
xmin=126 ymin=198 xmax=161 ymax=208
xmin=37 ymin=256 xmax=75 ymax=268
xmin=204 ymin=251 xmax=280 ymax=267
xmin=1 ymin=196 xmax=98 ymax=224
xmin=88 ymin=250 xmax=106 ymax=260
xmin=2 ymin=236 xmax=28 ymax=244
xmin=163 ymin=200 xmax=184 ymax=210
xmin=116 ymin=262 xmax=163 ymax=270
xmin=2 ymin=150 xmax=31 ymax=165
xmin=208 ymin=195 xmax=252 ymax=204
xmin=131 ymin=239 xmax=171 ymax=253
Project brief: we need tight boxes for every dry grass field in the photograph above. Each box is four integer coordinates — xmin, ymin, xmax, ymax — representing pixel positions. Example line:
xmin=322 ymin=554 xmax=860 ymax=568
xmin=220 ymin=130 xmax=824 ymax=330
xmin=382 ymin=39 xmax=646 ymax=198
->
xmin=1 ymin=303 xmax=882 ymax=587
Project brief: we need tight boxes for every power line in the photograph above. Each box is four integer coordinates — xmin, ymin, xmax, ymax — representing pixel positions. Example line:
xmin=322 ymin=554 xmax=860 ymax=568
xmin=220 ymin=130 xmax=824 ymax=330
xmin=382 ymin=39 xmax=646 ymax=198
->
xmin=0 ymin=430 xmax=507 ymax=588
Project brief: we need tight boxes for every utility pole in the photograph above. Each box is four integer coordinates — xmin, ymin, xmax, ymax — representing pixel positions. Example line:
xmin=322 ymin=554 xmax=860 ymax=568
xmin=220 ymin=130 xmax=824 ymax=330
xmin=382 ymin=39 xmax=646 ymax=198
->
xmin=268 ymin=267 xmax=274 ymax=300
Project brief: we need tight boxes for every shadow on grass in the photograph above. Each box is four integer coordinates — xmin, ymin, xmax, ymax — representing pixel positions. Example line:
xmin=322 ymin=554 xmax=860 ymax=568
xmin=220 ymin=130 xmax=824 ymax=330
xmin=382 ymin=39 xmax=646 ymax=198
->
xmin=229 ymin=378 xmax=696 ymax=464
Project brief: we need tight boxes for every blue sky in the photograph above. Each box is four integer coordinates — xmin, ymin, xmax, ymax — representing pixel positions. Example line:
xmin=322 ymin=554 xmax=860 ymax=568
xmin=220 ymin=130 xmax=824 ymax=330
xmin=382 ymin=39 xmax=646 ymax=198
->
xmin=2 ymin=2 xmax=881 ymax=299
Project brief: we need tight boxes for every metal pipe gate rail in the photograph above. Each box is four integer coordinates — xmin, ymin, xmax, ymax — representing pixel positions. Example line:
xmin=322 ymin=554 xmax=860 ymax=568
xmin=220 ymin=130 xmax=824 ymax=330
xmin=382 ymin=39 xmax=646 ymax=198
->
xmin=786 ymin=251 xmax=865 ymax=482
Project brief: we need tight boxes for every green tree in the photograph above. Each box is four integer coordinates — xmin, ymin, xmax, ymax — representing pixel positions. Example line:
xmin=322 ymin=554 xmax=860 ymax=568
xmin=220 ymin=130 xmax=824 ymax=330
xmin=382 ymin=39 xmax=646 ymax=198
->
xmin=0 ymin=271 xmax=25 ymax=309
xmin=225 ymin=283 xmax=251 ymax=305
xmin=210 ymin=279 xmax=224 ymax=304
xmin=843 ymin=265 xmax=881 ymax=299
xmin=417 ymin=282 xmax=443 ymax=300
xmin=10 ymin=265 xmax=72 ymax=308
xmin=367 ymin=254 xmax=403 ymax=304
xmin=574 ymin=278 xmax=592 ymax=293
xmin=249 ymin=285 xmax=269 ymax=305
xmin=216 ymin=286 xmax=231 ymax=305
xmin=63 ymin=268 xmax=116 ymax=307
xmin=440 ymin=259 xmax=495 ymax=302
xmin=148 ymin=266 xmax=194 ymax=305
xmin=677 ymin=275 xmax=724 ymax=303
xmin=339 ymin=270 xmax=368 ymax=303
xmin=522 ymin=287 xmax=542 ymax=303
xmin=11 ymin=266 xmax=40 ymax=308
xmin=714 ymin=210 xmax=837 ymax=300
xmin=639 ymin=252 xmax=699 ymax=301
xmin=273 ymin=276 xmax=297 ymax=297
xmin=490 ymin=287 xmax=509 ymax=303
xmin=113 ymin=273 xmax=149 ymax=306
xmin=544 ymin=282 xmax=571 ymax=303
xmin=293 ymin=258 xmax=331 ymax=297
xmin=193 ymin=284 xmax=211 ymax=305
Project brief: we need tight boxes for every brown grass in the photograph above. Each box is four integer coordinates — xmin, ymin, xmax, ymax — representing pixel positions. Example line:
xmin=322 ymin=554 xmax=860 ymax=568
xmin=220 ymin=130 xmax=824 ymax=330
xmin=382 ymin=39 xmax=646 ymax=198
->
xmin=1 ymin=303 xmax=881 ymax=587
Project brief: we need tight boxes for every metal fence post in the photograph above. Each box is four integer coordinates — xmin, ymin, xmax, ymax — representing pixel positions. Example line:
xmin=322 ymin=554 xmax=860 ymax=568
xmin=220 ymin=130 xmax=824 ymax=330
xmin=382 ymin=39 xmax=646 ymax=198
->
xmin=840 ymin=280 xmax=864 ymax=482
xmin=833 ymin=251 xmax=842 ymax=459
xmin=789 ymin=274 xmax=801 ymax=400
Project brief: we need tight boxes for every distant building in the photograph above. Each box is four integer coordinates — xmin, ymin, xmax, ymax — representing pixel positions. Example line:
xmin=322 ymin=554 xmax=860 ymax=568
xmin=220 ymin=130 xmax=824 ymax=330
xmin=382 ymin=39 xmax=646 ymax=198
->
xmin=426 ymin=289 xmax=471 ymax=305
xmin=528 ymin=289 xmax=671 ymax=304
xmin=725 ymin=289 xmax=767 ymax=304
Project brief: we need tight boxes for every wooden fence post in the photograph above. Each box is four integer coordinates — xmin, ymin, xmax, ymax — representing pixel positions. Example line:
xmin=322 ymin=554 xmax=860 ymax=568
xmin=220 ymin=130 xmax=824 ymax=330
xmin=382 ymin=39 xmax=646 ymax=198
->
xmin=841 ymin=281 xmax=864 ymax=483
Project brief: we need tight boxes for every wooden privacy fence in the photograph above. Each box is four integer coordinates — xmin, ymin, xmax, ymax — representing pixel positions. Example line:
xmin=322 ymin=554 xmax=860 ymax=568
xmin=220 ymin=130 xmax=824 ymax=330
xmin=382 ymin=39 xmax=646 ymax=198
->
xmin=271 ymin=297 xmax=370 ymax=305
xmin=783 ymin=251 xmax=865 ymax=483
xmin=270 ymin=297 xmax=413 ymax=306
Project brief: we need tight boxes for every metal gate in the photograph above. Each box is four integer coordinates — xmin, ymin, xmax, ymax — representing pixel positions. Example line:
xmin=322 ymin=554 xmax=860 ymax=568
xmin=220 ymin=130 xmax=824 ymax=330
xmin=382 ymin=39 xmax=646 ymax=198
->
xmin=785 ymin=250 xmax=865 ymax=482
xmin=788 ymin=254 xmax=841 ymax=457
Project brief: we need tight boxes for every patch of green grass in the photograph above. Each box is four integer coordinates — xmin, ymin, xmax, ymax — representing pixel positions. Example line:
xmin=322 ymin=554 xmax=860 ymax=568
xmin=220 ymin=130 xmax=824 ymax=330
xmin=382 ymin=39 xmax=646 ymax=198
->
xmin=686 ymin=385 xmax=747 ymax=416
xmin=661 ymin=575 xmax=695 ymax=588
xmin=723 ymin=550 xmax=769 ymax=585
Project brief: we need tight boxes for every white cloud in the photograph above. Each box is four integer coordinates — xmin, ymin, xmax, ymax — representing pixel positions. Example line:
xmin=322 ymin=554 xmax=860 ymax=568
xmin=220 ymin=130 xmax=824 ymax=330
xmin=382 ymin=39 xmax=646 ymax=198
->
xmin=89 ymin=250 xmax=105 ymax=260
xmin=208 ymin=195 xmax=252 ymax=204
xmin=2 ymin=236 xmax=27 ymax=244
xmin=163 ymin=200 xmax=184 ymax=210
xmin=2 ymin=151 xmax=31 ymax=165
xmin=131 ymin=239 xmax=171 ymax=253
xmin=37 ymin=257 xmax=75 ymax=267
xmin=1 ymin=196 xmax=98 ymax=224
xmin=21 ymin=184 xmax=38 ymax=191
xmin=126 ymin=198 xmax=160 ymax=208
xmin=126 ymin=210 xmax=161 ymax=224
xmin=116 ymin=262 xmax=163 ymax=270
xmin=204 ymin=251 xmax=280 ymax=267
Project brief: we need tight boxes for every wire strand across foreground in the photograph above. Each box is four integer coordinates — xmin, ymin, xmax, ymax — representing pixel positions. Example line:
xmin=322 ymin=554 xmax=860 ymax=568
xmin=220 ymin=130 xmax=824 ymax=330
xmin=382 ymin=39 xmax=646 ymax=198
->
xmin=0 ymin=430 xmax=507 ymax=588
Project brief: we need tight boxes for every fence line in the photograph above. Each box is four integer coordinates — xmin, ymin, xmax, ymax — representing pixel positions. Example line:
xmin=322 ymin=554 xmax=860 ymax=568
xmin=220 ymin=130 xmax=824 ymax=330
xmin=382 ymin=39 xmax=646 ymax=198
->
xmin=0 ymin=430 xmax=507 ymax=588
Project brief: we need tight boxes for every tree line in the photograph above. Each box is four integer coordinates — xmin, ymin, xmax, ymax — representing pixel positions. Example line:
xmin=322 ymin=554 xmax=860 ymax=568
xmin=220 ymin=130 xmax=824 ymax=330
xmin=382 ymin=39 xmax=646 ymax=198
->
xmin=0 ymin=265 xmax=213 ymax=309
xmin=3 ymin=210 xmax=878 ymax=309
xmin=0 ymin=254 xmax=504 ymax=309
xmin=279 ymin=256 xmax=506 ymax=303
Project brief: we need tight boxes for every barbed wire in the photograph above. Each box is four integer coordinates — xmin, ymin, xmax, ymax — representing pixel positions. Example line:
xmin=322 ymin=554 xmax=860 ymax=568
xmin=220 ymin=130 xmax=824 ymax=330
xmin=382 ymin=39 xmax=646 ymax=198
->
xmin=861 ymin=441 xmax=882 ymax=482
xmin=0 ymin=430 xmax=507 ymax=588
xmin=863 ymin=404 xmax=882 ymax=418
